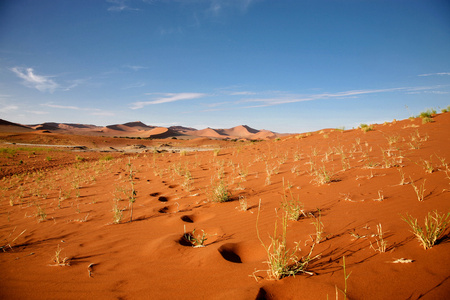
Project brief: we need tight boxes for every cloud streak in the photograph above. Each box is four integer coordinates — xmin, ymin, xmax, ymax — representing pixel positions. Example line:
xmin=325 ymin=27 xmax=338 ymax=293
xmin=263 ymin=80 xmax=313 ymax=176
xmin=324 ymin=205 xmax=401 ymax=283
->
xmin=418 ymin=72 xmax=450 ymax=77
xmin=11 ymin=67 xmax=59 ymax=93
xmin=131 ymin=92 xmax=206 ymax=109
xmin=240 ymin=86 xmax=446 ymax=108
xmin=0 ymin=104 xmax=19 ymax=113
xmin=41 ymin=103 xmax=115 ymax=116
xmin=107 ymin=0 xmax=139 ymax=12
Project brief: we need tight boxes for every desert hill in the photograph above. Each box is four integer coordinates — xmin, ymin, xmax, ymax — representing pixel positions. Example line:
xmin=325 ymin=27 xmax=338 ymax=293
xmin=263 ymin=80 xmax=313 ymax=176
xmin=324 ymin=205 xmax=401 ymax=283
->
xmin=0 ymin=119 xmax=35 ymax=133
xmin=22 ymin=121 xmax=282 ymax=140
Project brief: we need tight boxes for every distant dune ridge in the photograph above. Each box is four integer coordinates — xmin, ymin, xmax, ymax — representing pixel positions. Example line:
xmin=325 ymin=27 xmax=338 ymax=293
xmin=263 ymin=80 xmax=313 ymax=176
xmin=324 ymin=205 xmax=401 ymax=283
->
xmin=0 ymin=119 xmax=282 ymax=140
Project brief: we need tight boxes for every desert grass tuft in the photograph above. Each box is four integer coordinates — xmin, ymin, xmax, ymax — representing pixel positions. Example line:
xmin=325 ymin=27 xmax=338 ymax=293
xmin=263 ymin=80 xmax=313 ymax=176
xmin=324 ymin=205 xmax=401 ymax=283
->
xmin=281 ymin=179 xmax=305 ymax=221
xmin=370 ymin=223 xmax=388 ymax=253
xmin=183 ymin=228 xmax=207 ymax=248
xmin=310 ymin=208 xmax=325 ymax=244
xmin=402 ymin=211 xmax=450 ymax=249
xmin=112 ymin=198 xmax=124 ymax=224
xmin=238 ymin=196 xmax=248 ymax=211
xmin=210 ymin=180 xmax=230 ymax=203
xmin=410 ymin=178 xmax=426 ymax=201
xmin=50 ymin=244 xmax=70 ymax=266
xmin=254 ymin=200 xmax=318 ymax=280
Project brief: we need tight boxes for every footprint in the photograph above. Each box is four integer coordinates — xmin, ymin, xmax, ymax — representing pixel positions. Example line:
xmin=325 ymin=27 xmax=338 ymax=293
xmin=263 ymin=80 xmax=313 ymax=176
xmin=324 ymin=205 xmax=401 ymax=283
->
xmin=150 ymin=192 xmax=160 ymax=197
xmin=218 ymin=243 xmax=242 ymax=263
xmin=180 ymin=215 xmax=194 ymax=223
xmin=217 ymin=242 xmax=265 ymax=263
xmin=158 ymin=196 xmax=168 ymax=202
xmin=158 ymin=204 xmax=179 ymax=214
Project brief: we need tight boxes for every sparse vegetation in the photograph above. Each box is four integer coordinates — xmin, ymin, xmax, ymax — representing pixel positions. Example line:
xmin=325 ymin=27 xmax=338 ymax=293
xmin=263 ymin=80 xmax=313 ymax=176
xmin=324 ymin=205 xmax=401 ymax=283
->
xmin=410 ymin=178 xmax=426 ymax=201
xmin=50 ymin=244 xmax=70 ymax=266
xmin=402 ymin=211 xmax=450 ymax=249
xmin=210 ymin=180 xmax=230 ymax=203
xmin=127 ymin=158 xmax=137 ymax=222
xmin=281 ymin=180 xmax=305 ymax=221
xmin=359 ymin=124 xmax=374 ymax=132
xmin=238 ymin=196 xmax=248 ymax=211
xmin=310 ymin=208 xmax=324 ymax=244
xmin=183 ymin=228 xmax=207 ymax=248
xmin=254 ymin=200 xmax=318 ymax=280
xmin=370 ymin=223 xmax=388 ymax=253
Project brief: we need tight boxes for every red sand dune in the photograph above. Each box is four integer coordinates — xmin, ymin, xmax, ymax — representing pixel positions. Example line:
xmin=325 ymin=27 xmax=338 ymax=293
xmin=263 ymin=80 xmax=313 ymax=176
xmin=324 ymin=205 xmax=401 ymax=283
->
xmin=24 ymin=121 xmax=281 ymax=140
xmin=0 ymin=113 xmax=449 ymax=299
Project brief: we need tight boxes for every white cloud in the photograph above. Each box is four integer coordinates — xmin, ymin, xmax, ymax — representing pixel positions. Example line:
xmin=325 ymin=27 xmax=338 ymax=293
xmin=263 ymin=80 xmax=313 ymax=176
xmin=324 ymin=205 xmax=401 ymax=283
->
xmin=418 ymin=72 xmax=450 ymax=77
xmin=131 ymin=92 xmax=206 ymax=109
xmin=11 ymin=67 xmax=59 ymax=93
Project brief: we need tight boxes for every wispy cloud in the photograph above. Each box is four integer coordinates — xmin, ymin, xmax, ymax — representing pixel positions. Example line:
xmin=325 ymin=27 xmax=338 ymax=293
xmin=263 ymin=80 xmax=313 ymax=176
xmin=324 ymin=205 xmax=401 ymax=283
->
xmin=418 ymin=72 xmax=450 ymax=77
xmin=124 ymin=64 xmax=147 ymax=71
xmin=91 ymin=111 xmax=116 ymax=116
xmin=228 ymin=91 xmax=257 ymax=96
xmin=131 ymin=92 xmax=206 ymax=109
xmin=0 ymin=104 xmax=19 ymax=113
xmin=41 ymin=103 xmax=115 ymax=116
xmin=107 ymin=0 xmax=139 ymax=12
xmin=10 ymin=67 xmax=59 ymax=93
xmin=26 ymin=110 xmax=49 ymax=115
xmin=207 ymin=0 xmax=260 ymax=15
xmin=42 ymin=103 xmax=81 ymax=110
xmin=240 ymin=86 xmax=446 ymax=108
xmin=123 ymin=81 xmax=147 ymax=89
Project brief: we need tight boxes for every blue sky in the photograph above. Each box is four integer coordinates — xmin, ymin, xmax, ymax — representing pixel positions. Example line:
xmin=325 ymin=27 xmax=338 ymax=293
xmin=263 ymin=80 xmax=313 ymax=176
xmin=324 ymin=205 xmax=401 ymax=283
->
xmin=1 ymin=0 xmax=449 ymax=133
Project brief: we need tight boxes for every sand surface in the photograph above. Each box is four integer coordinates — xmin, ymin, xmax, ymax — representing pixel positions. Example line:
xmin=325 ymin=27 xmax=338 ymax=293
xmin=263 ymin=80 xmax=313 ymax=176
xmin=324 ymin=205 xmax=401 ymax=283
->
xmin=1 ymin=114 xmax=449 ymax=299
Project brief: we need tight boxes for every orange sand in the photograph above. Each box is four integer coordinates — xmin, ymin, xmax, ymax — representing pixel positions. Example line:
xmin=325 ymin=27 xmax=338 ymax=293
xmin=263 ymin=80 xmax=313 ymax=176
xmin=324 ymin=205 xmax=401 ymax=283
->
xmin=1 ymin=114 xmax=449 ymax=299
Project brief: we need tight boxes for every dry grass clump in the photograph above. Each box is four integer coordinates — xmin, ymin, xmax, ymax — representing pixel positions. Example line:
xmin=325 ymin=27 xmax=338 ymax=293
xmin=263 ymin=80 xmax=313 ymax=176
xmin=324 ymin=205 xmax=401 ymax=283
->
xmin=281 ymin=181 xmax=306 ymax=221
xmin=311 ymin=165 xmax=333 ymax=185
xmin=370 ymin=223 xmax=388 ymax=253
xmin=210 ymin=180 xmax=230 ymax=203
xmin=183 ymin=228 xmax=207 ymax=248
xmin=359 ymin=124 xmax=374 ymax=132
xmin=50 ymin=244 xmax=70 ymax=266
xmin=402 ymin=211 xmax=450 ymax=249
xmin=410 ymin=178 xmax=426 ymax=201
xmin=419 ymin=109 xmax=436 ymax=124
xmin=310 ymin=209 xmax=324 ymax=244
xmin=254 ymin=201 xmax=318 ymax=280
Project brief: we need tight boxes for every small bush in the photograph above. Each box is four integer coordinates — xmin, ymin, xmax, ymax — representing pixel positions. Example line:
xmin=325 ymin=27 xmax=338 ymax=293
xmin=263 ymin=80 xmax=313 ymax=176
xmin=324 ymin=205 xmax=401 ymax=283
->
xmin=422 ymin=117 xmax=434 ymax=124
xmin=359 ymin=124 xmax=374 ymax=132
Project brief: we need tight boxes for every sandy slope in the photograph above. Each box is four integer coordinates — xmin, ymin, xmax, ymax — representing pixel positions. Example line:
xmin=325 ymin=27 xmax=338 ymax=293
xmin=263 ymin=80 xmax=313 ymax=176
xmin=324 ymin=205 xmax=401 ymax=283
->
xmin=0 ymin=113 xmax=449 ymax=299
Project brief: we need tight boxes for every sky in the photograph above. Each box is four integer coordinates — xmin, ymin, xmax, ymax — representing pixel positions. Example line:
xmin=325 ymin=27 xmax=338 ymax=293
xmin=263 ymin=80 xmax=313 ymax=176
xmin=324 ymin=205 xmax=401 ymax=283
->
xmin=1 ymin=0 xmax=450 ymax=133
